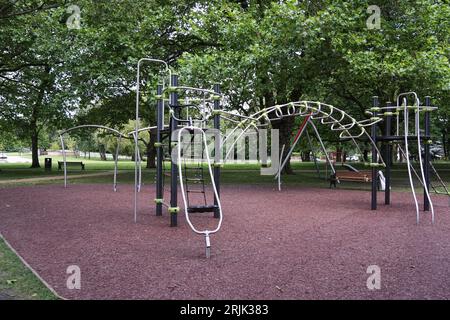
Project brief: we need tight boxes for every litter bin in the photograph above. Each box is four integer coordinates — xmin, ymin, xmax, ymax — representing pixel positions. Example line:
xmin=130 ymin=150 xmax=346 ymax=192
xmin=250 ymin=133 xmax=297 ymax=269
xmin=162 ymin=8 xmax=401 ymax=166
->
xmin=45 ymin=158 xmax=52 ymax=171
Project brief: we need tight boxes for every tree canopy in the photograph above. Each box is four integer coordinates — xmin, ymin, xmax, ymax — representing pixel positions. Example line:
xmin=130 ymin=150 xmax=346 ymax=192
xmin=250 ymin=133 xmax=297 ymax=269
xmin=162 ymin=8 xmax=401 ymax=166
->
xmin=0 ymin=0 xmax=449 ymax=166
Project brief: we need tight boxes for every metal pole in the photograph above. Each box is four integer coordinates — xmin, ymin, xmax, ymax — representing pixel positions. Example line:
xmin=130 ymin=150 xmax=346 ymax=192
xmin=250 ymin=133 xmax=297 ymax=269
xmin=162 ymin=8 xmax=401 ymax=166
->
xmin=384 ymin=102 xmax=392 ymax=205
xmin=213 ymin=84 xmax=221 ymax=218
xmin=371 ymin=96 xmax=379 ymax=210
xmin=134 ymin=63 xmax=141 ymax=223
xmin=60 ymin=135 xmax=67 ymax=188
xmin=138 ymin=146 xmax=142 ymax=192
xmin=400 ymin=95 xmax=420 ymax=224
xmin=170 ymin=74 xmax=179 ymax=227
xmin=278 ymin=144 xmax=286 ymax=191
xmin=423 ymin=96 xmax=431 ymax=211
xmin=306 ymin=128 xmax=321 ymax=179
xmin=133 ymin=58 xmax=170 ymax=223
xmin=114 ymin=135 xmax=122 ymax=192
xmin=156 ymin=84 xmax=164 ymax=216
xmin=276 ymin=114 xmax=311 ymax=179
xmin=309 ymin=120 xmax=335 ymax=175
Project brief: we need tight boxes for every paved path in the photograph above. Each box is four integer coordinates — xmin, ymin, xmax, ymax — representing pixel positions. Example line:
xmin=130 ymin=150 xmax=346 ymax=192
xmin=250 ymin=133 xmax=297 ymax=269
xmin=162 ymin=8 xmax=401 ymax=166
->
xmin=0 ymin=171 xmax=113 ymax=185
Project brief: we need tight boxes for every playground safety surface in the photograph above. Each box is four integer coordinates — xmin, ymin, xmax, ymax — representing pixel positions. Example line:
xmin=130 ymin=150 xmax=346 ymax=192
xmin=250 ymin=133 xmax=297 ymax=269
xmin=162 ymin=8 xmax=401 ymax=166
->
xmin=0 ymin=184 xmax=449 ymax=299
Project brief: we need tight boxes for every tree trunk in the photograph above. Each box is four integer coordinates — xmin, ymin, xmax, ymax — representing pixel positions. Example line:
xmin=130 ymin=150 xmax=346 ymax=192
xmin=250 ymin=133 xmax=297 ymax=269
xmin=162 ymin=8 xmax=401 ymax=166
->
xmin=146 ymin=134 xmax=156 ymax=168
xmin=447 ymin=135 xmax=449 ymax=160
xmin=397 ymin=145 xmax=403 ymax=163
xmin=99 ymin=144 xmax=107 ymax=161
xmin=271 ymin=117 xmax=295 ymax=174
xmin=336 ymin=146 xmax=343 ymax=163
xmin=443 ymin=130 xmax=448 ymax=159
xmin=30 ymin=126 xmax=40 ymax=168
xmin=29 ymin=65 xmax=51 ymax=169
xmin=301 ymin=151 xmax=311 ymax=162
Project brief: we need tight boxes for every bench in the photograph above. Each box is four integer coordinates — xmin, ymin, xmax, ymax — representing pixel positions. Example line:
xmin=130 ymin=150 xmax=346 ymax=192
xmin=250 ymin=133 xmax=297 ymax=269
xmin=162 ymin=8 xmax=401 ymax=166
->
xmin=58 ymin=161 xmax=85 ymax=170
xmin=330 ymin=170 xmax=372 ymax=188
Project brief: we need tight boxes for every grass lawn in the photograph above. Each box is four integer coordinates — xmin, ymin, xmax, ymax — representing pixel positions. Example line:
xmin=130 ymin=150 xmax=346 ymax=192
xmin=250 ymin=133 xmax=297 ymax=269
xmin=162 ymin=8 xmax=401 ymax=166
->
xmin=0 ymin=156 xmax=449 ymax=299
xmin=2 ymin=155 xmax=448 ymax=191
xmin=0 ymin=238 xmax=57 ymax=300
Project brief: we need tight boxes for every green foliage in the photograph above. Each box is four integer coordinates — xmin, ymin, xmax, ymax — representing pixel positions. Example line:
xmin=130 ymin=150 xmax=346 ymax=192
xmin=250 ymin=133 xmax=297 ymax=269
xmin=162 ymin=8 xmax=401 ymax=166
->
xmin=1 ymin=0 xmax=449 ymax=160
xmin=179 ymin=0 xmax=449 ymax=153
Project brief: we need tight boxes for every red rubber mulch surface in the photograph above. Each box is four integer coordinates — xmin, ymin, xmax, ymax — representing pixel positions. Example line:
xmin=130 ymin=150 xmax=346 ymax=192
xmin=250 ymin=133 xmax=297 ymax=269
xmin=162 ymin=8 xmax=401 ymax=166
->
xmin=0 ymin=184 xmax=449 ymax=300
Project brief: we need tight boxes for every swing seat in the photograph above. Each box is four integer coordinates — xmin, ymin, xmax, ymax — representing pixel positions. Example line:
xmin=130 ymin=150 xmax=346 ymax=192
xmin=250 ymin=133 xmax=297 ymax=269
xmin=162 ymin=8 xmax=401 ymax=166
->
xmin=187 ymin=205 xmax=218 ymax=213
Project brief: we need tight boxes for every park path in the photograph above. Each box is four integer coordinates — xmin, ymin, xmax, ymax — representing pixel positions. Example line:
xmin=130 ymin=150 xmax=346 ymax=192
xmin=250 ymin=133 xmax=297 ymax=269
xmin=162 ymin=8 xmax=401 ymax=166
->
xmin=0 ymin=171 xmax=113 ymax=185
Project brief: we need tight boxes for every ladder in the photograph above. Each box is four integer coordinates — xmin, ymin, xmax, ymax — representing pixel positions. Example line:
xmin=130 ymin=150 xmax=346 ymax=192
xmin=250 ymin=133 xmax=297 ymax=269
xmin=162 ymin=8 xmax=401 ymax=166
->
xmin=177 ymin=126 xmax=223 ymax=258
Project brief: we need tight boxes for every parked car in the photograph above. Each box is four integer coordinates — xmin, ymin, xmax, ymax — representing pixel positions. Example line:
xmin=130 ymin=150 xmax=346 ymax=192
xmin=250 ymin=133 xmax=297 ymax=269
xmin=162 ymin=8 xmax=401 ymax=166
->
xmin=347 ymin=155 xmax=360 ymax=161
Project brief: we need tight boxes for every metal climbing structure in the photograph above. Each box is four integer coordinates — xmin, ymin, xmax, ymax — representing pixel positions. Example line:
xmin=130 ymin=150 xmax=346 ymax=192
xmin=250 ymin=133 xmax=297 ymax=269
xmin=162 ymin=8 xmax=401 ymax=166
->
xmin=129 ymin=57 xmax=446 ymax=258
xmin=59 ymin=125 xmax=127 ymax=191
xmin=368 ymin=93 xmax=442 ymax=224
xmin=55 ymin=57 xmax=447 ymax=259
xmin=134 ymin=61 xmax=388 ymax=257
xmin=132 ymin=60 xmax=224 ymax=258
xmin=218 ymin=100 xmax=385 ymax=180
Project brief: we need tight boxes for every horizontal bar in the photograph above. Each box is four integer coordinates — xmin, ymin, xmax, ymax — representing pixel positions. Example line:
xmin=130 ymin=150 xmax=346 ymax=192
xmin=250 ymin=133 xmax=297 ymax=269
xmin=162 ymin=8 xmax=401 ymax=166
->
xmin=376 ymin=135 xmax=432 ymax=141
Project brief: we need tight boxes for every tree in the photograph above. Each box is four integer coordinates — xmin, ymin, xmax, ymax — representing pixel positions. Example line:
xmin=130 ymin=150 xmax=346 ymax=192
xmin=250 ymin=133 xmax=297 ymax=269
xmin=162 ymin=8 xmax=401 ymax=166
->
xmin=0 ymin=1 xmax=81 ymax=167
xmin=2 ymin=0 xmax=448 ymax=171
xmin=0 ymin=1 xmax=67 ymax=19
xmin=1 ymin=0 xmax=220 ymax=168
xmin=179 ymin=0 xmax=450 ymax=170
xmin=69 ymin=0 xmax=226 ymax=168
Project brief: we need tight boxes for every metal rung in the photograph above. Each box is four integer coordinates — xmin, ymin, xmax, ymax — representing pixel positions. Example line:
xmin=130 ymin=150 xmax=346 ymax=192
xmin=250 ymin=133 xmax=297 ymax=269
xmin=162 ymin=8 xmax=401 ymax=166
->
xmin=186 ymin=190 xmax=206 ymax=194
xmin=187 ymin=205 xmax=218 ymax=213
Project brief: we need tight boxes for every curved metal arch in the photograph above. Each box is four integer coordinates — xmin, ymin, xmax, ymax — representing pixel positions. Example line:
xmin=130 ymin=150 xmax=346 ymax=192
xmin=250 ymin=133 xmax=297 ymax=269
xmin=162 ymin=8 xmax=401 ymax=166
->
xmin=59 ymin=124 xmax=126 ymax=191
xmin=59 ymin=125 xmax=127 ymax=138
xmin=220 ymin=101 xmax=386 ymax=169
xmin=127 ymin=126 xmax=158 ymax=136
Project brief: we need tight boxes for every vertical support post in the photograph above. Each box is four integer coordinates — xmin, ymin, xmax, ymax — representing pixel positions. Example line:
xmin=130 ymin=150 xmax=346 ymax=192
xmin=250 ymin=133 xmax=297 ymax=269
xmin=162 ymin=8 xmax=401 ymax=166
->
xmin=371 ymin=96 xmax=379 ymax=210
xmin=113 ymin=135 xmax=122 ymax=192
xmin=156 ymin=84 xmax=164 ymax=216
xmin=384 ymin=102 xmax=392 ymax=205
xmin=170 ymin=74 xmax=179 ymax=227
xmin=423 ymin=96 xmax=431 ymax=211
xmin=60 ymin=135 xmax=68 ymax=188
xmin=213 ymin=84 xmax=221 ymax=219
